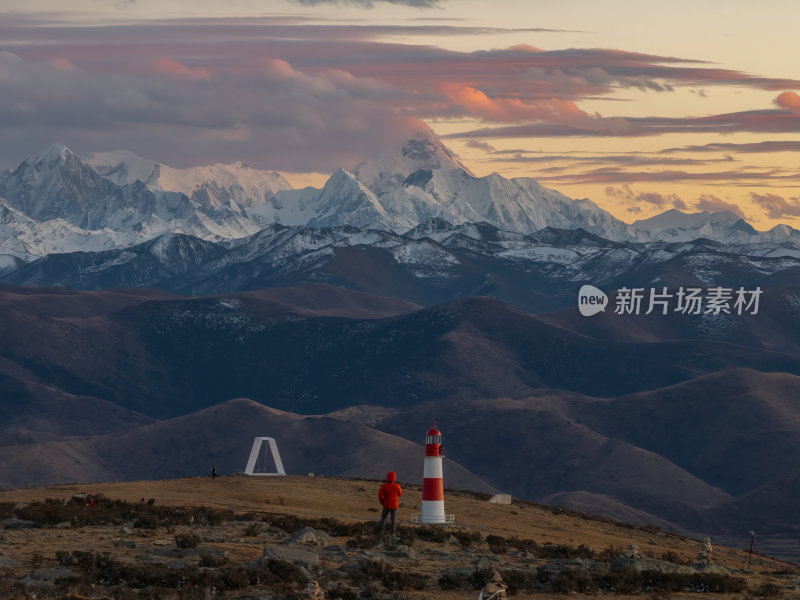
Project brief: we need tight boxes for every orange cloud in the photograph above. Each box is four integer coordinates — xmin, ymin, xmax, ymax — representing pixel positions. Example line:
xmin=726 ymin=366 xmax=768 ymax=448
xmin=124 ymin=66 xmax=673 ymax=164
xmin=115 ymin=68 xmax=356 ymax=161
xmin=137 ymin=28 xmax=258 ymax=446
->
xmin=775 ymin=91 xmax=800 ymax=114
xmin=445 ymin=85 xmax=576 ymax=122
xmin=152 ymin=57 xmax=211 ymax=80
xmin=507 ymin=44 xmax=542 ymax=53
xmin=443 ymin=84 xmax=631 ymax=134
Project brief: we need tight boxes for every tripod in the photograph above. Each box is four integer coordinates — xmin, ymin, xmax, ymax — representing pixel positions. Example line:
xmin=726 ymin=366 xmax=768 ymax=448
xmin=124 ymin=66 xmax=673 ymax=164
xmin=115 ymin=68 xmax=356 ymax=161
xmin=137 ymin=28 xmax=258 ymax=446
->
xmin=745 ymin=531 xmax=767 ymax=574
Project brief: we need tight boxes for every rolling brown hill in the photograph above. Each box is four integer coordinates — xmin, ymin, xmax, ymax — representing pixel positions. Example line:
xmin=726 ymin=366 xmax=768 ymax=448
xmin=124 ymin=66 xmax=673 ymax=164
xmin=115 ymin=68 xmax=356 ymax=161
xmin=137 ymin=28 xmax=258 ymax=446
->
xmin=0 ymin=398 xmax=497 ymax=495
xmin=539 ymin=284 xmax=800 ymax=355
xmin=1 ymin=283 xmax=799 ymax=562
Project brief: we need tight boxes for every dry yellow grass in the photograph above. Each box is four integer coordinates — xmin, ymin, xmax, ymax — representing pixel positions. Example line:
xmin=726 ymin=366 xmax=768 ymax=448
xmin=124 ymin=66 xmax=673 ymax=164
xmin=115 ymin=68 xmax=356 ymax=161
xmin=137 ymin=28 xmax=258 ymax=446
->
xmin=0 ymin=475 xmax=796 ymax=599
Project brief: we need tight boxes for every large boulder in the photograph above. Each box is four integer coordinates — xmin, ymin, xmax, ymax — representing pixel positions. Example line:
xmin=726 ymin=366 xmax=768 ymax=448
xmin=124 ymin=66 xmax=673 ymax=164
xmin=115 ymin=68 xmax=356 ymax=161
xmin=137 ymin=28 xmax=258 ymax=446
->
xmin=262 ymin=545 xmax=320 ymax=569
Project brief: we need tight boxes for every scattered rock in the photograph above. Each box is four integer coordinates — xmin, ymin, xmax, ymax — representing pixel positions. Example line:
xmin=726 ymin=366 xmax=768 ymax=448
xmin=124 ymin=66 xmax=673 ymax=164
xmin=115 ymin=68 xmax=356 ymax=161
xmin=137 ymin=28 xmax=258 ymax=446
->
xmin=28 ymin=566 xmax=78 ymax=582
xmin=442 ymin=566 xmax=476 ymax=580
xmin=297 ymin=565 xmax=314 ymax=584
xmin=168 ymin=560 xmax=188 ymax=570
xmin=14 ymin=578 xmax=57 ymax=596
xmin=611 ymin=556 xmax=696 ymax=575
xmin=0 ymin=518 xmax=34 ymax=530
xmin=537 ymin=558 xmax=607 ymax=581
xmin=322 ymin=544 xmax=348 ymax=559
xmin=113 ymin=538 xmax=137 ymax=548
xmin=289 ymin=527 xmax=332 ymax=546
xmin=152 ymin=539 xmax=173 ymax=546
xmin=262 ymin=545 xmax=320 ymax=568
xmin=302 ymin=580 xmax=325 ymax=599
xmin=135 ymin=555 xmax=167 ymax=565
xmin=696 ymin=563 xmax=732 ymax=575
xmin=0 ymin=554 xmax=19 ymax=569
xmin=151 ymin=547 xmax=227 ymax=558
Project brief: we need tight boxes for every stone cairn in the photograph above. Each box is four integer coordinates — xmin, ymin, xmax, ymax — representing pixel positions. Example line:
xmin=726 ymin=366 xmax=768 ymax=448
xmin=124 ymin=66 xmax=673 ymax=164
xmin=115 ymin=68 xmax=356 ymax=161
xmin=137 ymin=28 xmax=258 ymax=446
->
xmin=480 ymin=569 xmax=508 ymax=600
xmin=625 ymin=543 xmax=645 ymax=559
xmin=696 ymin=537 xmax=713 ymax=566
xmin=302 ymin=581 xmax=325 ymax=600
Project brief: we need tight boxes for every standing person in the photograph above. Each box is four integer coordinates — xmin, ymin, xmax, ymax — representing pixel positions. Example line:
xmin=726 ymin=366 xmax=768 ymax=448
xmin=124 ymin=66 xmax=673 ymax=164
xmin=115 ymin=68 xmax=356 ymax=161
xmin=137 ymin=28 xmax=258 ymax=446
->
xmin=376 ymin=471 xmax=402 ymax=535
xmin=211 ymin=465 xmax=217 ymax=479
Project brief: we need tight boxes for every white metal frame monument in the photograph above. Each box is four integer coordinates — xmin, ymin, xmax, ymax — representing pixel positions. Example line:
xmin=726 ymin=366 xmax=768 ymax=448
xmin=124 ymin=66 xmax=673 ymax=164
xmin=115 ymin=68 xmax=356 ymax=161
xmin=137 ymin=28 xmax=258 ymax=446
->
xmin=244 ymin=437 xmax=286 ymax=476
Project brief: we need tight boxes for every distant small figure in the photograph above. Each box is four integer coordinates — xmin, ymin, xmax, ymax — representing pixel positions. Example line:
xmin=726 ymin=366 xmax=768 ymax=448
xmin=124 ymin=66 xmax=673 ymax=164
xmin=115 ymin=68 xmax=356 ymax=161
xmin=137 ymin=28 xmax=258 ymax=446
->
xmin=211 ymin=465 xmax=217 ymax=479
xmin=479 ymin=569 xmax=507 ymax=600
xmin=375 ymin=471 xmax=403 ymax=535
xmin=147 ymin=498 xmax=156 ymax=505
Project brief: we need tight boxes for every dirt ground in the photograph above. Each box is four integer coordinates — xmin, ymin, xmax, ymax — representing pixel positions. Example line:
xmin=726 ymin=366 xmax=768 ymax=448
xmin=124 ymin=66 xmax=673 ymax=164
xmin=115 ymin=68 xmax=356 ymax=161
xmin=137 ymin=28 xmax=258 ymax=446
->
xmin=0 ymin=475 xmax=796 ymax=599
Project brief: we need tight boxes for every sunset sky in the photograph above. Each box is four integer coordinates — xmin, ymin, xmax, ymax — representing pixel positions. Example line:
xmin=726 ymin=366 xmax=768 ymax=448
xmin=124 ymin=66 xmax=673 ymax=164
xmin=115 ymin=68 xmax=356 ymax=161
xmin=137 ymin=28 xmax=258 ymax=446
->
xmin=1 ymin=0 xmax=799 ymax=229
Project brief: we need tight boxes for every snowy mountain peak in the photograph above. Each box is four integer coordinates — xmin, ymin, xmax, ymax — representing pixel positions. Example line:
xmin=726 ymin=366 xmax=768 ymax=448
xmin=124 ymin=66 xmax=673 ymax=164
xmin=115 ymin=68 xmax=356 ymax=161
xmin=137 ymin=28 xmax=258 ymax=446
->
xmin=85 ymin=150 xmax=160 ymax=187
xmin=633 ymin=209 xmax=742 ymax=232
xmin=0 ymin=143 xmax=117 ymax=224
xmin=352 ymin=124 xmax=471 ymax=195
xmin=85 ymin=150 xmax=292 ymax=210
xmin=38 ymin=142 xmax=72 ymax=160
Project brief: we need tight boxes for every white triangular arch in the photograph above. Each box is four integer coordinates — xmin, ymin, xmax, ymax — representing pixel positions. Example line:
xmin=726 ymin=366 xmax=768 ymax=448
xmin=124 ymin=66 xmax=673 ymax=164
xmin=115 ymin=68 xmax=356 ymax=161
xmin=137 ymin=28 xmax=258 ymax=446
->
xmin=244 ymin=437 xmax=286 ymax=476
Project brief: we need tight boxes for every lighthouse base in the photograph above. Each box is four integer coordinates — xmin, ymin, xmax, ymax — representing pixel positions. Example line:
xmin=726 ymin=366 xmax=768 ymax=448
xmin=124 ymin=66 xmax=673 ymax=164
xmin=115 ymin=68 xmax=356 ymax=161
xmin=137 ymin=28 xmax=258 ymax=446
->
xmin=410 ymin=512 xmax=455 ymax=524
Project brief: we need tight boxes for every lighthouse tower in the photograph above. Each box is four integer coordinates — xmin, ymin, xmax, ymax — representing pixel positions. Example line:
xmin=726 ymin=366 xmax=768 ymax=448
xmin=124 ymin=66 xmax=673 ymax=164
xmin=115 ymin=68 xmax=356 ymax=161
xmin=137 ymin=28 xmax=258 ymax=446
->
xmin=421 ymin=426 xmax=446 ymax=523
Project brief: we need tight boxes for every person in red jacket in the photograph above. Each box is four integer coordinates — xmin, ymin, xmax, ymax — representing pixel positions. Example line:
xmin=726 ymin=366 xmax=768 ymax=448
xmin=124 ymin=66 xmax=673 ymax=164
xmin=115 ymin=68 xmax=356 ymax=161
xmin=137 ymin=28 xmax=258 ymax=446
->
xmin=376 ymin=471 xmax=403 ymax=535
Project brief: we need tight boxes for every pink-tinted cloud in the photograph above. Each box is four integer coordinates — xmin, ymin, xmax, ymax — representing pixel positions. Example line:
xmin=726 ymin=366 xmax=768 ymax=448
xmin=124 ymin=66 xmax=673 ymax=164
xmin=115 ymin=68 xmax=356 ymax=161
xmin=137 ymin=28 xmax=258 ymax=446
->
xmin=151 ymin=57 xmax=211 ymax=80
xmin=775 ymin=91 xmax=800 ymax=115
xmin=750 ymin=192 xmax=800 ymax=219
xmin=0 ymin=50 xmax=421 ymax=172
xmin=47 ymin=57 xmax=77 ymax=71
xmin=453 ymin=108 xmax=800 ymax=139
xmin=442 ymin=84 xmax=632 ymax=133
xmin=693 ymin=194 xmax=745 ymax=218
xmin=2 ymin=12 xmax=800 ymax=173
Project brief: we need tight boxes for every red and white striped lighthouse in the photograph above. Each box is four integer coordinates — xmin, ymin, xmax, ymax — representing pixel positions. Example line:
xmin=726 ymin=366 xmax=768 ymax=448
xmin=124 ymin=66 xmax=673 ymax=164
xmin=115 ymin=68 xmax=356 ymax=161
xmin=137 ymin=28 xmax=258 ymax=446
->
xmin=421 ymin=426 xmax=446 ymax=523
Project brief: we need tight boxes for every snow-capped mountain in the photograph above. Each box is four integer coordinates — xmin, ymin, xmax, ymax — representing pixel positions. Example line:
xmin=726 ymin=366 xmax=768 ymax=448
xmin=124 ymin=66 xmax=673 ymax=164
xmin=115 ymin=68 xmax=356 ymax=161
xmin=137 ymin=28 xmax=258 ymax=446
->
xmin=5 ymin=220 xmax=799 ymax=315
xmin=247 ymin=168 xmax=414 ymax=231
xmin=0 ymin=133 xmax=799 ymax=264
xmin=351 ymin=124 xmax=470 ymax=194
xmin=0 ymin=145 xmax=268 ymax=260
xmin=380 ymin=168 xmax=639 ymax=240
xmin=249 ymin=166 xmax=635 ymax=239
xmin=86 ymin=150 xmax=292 ymax=210
xmin=632 ymin=208 xmax=800 ymax=245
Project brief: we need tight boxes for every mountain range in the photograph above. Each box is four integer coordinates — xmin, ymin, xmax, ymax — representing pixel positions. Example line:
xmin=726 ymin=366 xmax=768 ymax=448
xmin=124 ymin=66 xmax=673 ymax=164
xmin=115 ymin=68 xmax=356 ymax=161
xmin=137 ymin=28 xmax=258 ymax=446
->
xmin=0 ymin=283 xmax=798 ymax=560
xmin=0 ymin=127 xmax=798 ymax=268
xmin=2 ymin=220 xmax=798 ymax=314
